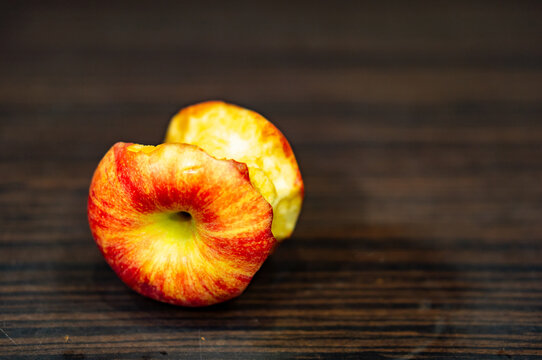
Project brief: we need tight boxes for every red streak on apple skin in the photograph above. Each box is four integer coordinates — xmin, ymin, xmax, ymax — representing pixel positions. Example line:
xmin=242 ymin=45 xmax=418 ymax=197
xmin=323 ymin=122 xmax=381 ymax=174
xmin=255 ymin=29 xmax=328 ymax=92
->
xmin=87 ymin=194 xmax=135 ymax=230
xmin=113 ymin=144 xmax=156 ymax=214
xmin=203 ymin=227 xmax=273 ymax=264
xmin=88 ymin=142 xmax=276 ymax=307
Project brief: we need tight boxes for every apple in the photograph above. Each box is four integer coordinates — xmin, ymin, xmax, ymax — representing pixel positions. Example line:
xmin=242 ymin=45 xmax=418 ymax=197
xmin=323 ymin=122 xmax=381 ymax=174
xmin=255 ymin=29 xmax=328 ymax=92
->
xmin=165 ymin=101 xmax=304 ymax=241
xmin=88 ymin=142 xmax=276 ymax=306
xmin=88 ymin=102 xmax=304 ymax=306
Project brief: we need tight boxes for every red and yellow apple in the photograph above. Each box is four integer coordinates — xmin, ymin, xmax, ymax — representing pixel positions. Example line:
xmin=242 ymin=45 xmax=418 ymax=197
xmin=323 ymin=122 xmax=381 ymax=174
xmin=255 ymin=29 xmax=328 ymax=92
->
xmin=88 ymin=102 xmax=303 ymax=306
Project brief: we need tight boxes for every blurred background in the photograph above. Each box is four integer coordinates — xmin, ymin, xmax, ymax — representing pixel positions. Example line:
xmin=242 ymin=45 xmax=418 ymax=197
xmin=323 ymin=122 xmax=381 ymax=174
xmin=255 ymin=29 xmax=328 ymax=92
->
xmin=1 ymin=1 xmax=542 ymax=358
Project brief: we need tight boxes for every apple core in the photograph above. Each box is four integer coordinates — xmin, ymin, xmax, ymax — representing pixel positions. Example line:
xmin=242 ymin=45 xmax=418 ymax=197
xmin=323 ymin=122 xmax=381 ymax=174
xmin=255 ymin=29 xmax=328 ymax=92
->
xmin=165 ymin=101 xmax=304 ymax=241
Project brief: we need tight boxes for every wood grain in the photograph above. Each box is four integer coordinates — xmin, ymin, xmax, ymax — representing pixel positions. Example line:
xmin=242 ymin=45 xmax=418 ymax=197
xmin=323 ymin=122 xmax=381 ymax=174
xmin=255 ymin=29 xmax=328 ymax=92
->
xmin=1 ymin=1 xmax=542 ymax=359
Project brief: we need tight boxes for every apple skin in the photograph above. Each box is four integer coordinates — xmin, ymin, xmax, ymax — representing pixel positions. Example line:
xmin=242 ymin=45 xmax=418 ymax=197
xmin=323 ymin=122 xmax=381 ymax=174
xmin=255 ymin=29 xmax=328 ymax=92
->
xmin=88 ymin=142 xmax=276 ymax=306
xmin=165 ymin=101 xmax=304 ymax=241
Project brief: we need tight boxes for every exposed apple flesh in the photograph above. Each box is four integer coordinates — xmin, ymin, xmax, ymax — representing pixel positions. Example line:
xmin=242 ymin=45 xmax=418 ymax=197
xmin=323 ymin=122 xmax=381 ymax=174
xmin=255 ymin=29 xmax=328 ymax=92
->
xmin=88 ymin=142 xmax=275 ymax=306
xmin=165 ymin=101 xmax=304 ymax=241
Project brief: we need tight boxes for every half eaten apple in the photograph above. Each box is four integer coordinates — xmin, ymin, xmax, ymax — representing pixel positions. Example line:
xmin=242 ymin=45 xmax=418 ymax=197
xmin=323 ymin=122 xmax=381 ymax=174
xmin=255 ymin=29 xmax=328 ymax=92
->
xmin=165 ymin=101 xmax=304 ymax=241
xmin=88 ymin=102 xmax=303 ymax=306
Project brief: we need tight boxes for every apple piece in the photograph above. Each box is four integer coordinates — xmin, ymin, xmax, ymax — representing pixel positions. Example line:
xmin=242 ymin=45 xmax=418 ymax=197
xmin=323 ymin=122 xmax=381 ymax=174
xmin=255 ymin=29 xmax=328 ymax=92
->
xmin=165 ymin=101 xmax=304 ymax=241
xmin=88 ymin=142 xmax=275 ymax=306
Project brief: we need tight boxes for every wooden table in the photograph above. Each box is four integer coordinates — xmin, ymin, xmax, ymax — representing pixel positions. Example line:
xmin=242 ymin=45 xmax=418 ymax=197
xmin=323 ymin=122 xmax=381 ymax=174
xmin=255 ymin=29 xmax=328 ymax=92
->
xmin=1 ymin=1 xmax=541 ymax=359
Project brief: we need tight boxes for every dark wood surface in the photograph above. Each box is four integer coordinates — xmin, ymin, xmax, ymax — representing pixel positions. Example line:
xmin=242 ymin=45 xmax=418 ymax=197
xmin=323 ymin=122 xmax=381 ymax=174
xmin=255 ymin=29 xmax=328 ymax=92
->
xmin=2 ymin=1 xmax=542 ymax=359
